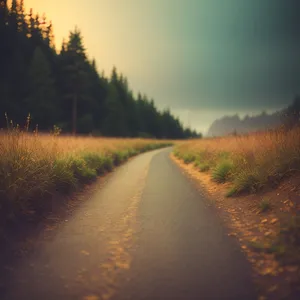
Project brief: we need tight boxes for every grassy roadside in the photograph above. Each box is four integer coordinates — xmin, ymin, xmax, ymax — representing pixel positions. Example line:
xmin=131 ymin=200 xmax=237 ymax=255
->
xmin=174 ymin=127 xmax=300 ymax=196
xmin=0 ymin=129 xmax=172 ymax=230
xmin=172 ymin=127 xmax=300 ymax=299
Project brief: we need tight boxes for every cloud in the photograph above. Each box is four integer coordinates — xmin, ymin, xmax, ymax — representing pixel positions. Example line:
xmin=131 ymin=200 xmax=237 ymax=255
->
xmin=148 ymin=0 xmax=299 ymax=116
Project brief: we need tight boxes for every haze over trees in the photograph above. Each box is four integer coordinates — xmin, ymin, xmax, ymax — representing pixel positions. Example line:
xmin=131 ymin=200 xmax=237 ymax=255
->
xmin=206 ymin=97 xmax=300 ymax=137
xmin=206 ymin=111 xmax=283 ymax=137
xmin=0 ymin=0 xmax=199 ymax=139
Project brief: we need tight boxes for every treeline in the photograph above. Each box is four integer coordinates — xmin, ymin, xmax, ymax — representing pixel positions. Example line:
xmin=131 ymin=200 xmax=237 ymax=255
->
xmin=0 ymin=0 xmax=200 ymax=139
xmin=206 ymin=96 xmax=300 ymax=137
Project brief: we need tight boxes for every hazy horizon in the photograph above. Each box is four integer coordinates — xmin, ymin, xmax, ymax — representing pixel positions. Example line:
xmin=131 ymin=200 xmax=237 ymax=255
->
xmin=19 ymin=0 xmax=300 ymax=134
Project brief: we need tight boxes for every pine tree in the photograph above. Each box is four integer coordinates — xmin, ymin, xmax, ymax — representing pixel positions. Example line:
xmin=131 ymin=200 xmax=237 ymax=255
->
xmin=85 ymin=58 xmax=108 ymax=133
xmin=0 ymin=0 xmax=8 ymax=28
xmin=0 ymin=0 xmax=9 ymax=61
xmin=0 ymin=0 xmax=9 ymax=128
xmin=61 ymin=27 xmax=88 ymax=135
xmin=102 ymin=83 xmax=127 ymax=136
xmin=40 ymin=13 xmax=47 ymax=39
xmin=60 ymin=38 xmax=67 ymax=55
xmin=17 ymin=0 xmax=27 ymax=33
xmin=46 ymin=20 xmax=55 ymax=49
xmin=108 ymin=68 xmax=131 ymax=135
xmin=25 ymin=46 xmax=57 ymax=129
xmin=27 ymin=9 xmax=42 ymax=45
xmin=28 ymin=8 xmax=34 ymax=37
xmin=8 ymin=0 xmax=18 ymax=31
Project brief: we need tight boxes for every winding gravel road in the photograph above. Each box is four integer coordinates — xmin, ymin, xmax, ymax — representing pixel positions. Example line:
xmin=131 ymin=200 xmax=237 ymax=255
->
xmin=3 ymin=148 xmax=257 ymax=300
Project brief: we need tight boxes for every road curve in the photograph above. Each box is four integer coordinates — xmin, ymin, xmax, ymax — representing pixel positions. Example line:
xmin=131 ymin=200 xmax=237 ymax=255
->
xmin=3 ymin=148 xmax=257 ymax=300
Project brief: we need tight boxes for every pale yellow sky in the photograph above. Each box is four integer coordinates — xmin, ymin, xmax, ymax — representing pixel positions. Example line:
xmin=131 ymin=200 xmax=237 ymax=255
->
xmin=24 ymin=0 xmax=124 ymax=75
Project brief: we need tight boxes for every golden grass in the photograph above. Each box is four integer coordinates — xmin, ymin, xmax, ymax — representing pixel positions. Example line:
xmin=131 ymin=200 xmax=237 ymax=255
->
xmin=0 ymin=130 xmax=172 ymax=223
xmin=174 ymin=127 xmax=300 ymax=194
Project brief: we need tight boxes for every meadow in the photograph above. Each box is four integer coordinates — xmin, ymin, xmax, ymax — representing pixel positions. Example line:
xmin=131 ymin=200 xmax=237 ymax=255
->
xmin=174 ymin=127 xmax=300 ymax=196
xmin=0 ymin=126 xmax=172 ymax=226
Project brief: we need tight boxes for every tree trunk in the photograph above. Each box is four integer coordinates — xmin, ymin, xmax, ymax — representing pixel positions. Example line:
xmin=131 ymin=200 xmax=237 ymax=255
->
xmin=72 ymin=94 xmax=77 ymax=135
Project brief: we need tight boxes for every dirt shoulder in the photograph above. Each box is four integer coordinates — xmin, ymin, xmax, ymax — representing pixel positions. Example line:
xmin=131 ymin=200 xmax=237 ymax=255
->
xmin=171 ymin=153 xmax=300 ymax=300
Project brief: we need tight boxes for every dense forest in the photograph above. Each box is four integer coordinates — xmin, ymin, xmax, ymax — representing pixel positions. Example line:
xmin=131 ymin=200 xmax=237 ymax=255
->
xmin=0 ymin=0 xmax=199 ymax=139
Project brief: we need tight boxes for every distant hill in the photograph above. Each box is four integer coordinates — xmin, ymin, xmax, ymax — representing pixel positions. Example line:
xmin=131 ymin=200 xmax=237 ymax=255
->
xmin=206 ymin=110 xmax=283 ymax=137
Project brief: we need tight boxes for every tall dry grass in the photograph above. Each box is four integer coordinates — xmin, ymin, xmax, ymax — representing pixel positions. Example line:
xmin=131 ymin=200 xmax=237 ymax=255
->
xmin=0 ymin=128 xmax=172 ymax=224
xmin=174 ymin=127 xmax=300 ymax=195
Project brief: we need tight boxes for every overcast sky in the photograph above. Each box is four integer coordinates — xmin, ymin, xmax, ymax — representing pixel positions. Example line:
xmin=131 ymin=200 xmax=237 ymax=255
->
xmin=24 ymin=0 xmax=300 ymax=133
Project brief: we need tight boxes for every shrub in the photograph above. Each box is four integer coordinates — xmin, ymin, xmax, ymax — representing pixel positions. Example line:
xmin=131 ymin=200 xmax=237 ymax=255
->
xmin=212 ymin=160 xmax=234 ymax=183
xmin=82 ymin=153 xmax=105 ymax=174
xmin=81 ymin=152 xmax=113 ymax=174
xmin=183 ymin=153 xmax=196 ymax=164
xmin=112 ymin=151 xmax=128 ymax=165
xmin=102 ymin=156 xmax=114 ymax=172
xmin=69 ymin=157 xmax=97 ymax=183
xmin=51 ymin=158 xmax=77 ymax=193
xmin=198 ymin=163 xmax=210 ymax=172
xmin=232 ymin=169 xmax=264 ymax=193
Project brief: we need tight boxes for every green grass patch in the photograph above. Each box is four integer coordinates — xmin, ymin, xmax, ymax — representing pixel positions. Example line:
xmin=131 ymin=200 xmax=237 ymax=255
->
xmin=82 ymin=152 xmax=113 ymax=174
xmin=231 ymin=169 xmax=265 ymax=194
xmin=69 ymin=157 xmax=97 ymax=184
xmin=182 ymin=153 xmax=196 ymax=164
xmin=52 ymin=158 xmax=77 ymax=193
xmin=112 ymin=150 xmax=129 ymax=165
xmin=212 ymin=160 xmax=234 ymax=183
xmin=198 ymin=162 xmax=210 ymax=172
xmin=225 ymin=187 xmax=238 ymax=197
xmin=173 ymin=149 xmax=181 ymax=158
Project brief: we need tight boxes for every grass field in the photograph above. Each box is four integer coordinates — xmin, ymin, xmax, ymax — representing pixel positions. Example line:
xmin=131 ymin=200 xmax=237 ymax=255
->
xmin=174 ymin=127 xmax=300 ymax=196
xmin=0 ymin=128 xmax=172 ymax=225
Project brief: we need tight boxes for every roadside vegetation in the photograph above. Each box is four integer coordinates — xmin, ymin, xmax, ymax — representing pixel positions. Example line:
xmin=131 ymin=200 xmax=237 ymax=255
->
xmin=174 ymin=126 xmax=300 ymax=195
xmin=0 ymin=122 xmax=172 ymax=228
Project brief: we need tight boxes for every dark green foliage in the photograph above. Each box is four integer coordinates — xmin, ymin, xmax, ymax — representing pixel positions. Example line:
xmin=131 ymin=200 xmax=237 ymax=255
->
xmin=0 ymin=0 xmax=199 ymax=139
xmin=82 ymin=153 xmax=113 ymax=174
xmin=52 ymin=159 xmax=77 ymax=193
xmin=25 ymin=46 xmax=57 ymax=129
xmin=69 ymin=157 xmax=97 ymax=183
xmin=112 ymin=151 xmax=129 ymax=165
